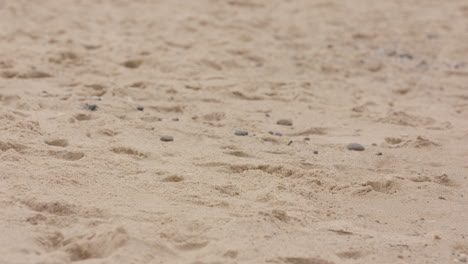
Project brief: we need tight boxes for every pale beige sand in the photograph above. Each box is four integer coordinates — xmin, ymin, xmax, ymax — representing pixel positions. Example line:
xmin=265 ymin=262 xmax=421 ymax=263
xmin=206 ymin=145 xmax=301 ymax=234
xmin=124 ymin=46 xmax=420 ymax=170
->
xmin=1 ymin=0 xmax=468 ymax=263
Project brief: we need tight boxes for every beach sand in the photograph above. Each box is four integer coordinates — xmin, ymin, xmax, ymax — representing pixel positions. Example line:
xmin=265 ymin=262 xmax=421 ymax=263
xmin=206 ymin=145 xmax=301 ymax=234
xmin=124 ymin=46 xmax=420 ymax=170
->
xmin=1 ymin=0 xmax=468 ymax=263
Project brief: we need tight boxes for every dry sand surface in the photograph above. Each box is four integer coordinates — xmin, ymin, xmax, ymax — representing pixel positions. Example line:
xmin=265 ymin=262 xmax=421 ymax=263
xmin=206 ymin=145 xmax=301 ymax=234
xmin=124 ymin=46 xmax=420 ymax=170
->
xmin=1 ymin=0 xmax=468 ymax=263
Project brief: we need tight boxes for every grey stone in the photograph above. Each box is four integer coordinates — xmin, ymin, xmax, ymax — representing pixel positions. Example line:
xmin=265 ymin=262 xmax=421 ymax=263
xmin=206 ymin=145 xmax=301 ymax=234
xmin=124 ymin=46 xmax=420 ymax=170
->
xmin=400 ymin=54 xmax=414 ymax=60
xmin=87 ymin=104 xmax=97 ymax=111
xmin=347 ymin=143 xmax=365 ymax=151
xmin=234 ymin=130 xmax=248 ymax=136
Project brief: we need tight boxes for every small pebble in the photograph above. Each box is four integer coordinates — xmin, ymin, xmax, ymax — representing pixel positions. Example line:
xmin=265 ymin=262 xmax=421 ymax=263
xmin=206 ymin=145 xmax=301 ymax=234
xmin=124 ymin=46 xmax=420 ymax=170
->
xmin=277 ymin=119 xmax=293 ymax=126
xmin=87 ymin=104 xmax=97 ymax=111
xmin=234 ymin=130 xmax=248 ymax=136
xmin=347 ymin=143 xmax=365 ymax=151
xmin=376 ymin=152 xmax=383 ymax=156
xmin=268 ymin=131 xmax=274 ymax=135
xmin=287 ymin=140 xmax=293 ymax=146
xmin=137 ymin=106 xmax=144 ymax=111
xmin=400 ymin=54 xmax=414 ymax=60
xmin=313 ymin=150 xmax=318 ymax=154
xmin=371 ymin=143 xmax=377 ymax=146
xmin=172 ymin=118 xmax=179 ymax=121
xmin=160 ymin=136 xmax=174 ymax=142
xmin=275 ymin=132 xmax=282 ymax=136
xmin=304 ymin=137 xmax=310 ymax=141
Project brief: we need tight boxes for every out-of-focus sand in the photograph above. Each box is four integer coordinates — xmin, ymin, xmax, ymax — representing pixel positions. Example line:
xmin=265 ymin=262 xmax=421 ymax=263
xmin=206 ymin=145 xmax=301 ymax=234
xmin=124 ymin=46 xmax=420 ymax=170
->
xmin=1 ymin=0 xmax=468 ymax=263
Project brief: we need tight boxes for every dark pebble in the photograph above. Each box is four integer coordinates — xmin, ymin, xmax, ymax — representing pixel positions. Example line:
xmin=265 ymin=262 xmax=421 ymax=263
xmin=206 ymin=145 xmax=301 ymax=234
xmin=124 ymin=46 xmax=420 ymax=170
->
xmin=275 ymin=132 xmax=282 ymax=136
xmin=304 ymin=137 xmax=310 ymax=141
xmin=172 ymin=118 xmax=179 ymax=121
xmin=376 ymin=152 xmax=383 ymax=156
xmin=137 ymin=106 xmax=144 ymax=111
xmin=347 ymin=143 xmax=365 ymax=151
xmin=234 ymin=130 xmax=248 ymax=136
xmin=277 ymin=119 xmax=293 ymax=126
xmin=313 ymin=150 xmax=318 ymax=154
xmin=268 ymin=131 xmax=274 ymax=135
xmin=287 ymin=140 xmax=293 ymax=146
xmin=400 ymin=54 xmax=414 ymax=60
xmin=87 ymin=104 xmax=98 ymax=111
xmin=160 ymin=136 xmax=174 ymax=142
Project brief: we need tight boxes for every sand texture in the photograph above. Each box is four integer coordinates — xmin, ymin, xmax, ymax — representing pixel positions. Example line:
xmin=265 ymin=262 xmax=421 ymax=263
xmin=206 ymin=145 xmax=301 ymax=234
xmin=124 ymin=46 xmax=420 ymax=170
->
xmin=1 ymin=0 xmax=468 ymax=263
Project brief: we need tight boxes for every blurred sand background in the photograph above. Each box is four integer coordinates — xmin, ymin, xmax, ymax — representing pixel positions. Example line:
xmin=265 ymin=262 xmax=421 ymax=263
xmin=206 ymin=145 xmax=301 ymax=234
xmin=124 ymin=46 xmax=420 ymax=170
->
xmin=1 ymin=0 xmax=468 ymax=263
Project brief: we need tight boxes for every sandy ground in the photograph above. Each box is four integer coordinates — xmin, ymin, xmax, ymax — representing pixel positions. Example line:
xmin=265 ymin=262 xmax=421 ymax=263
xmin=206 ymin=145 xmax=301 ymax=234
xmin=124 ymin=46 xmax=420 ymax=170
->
xmin=1 ymin=0 xmax=468 ymax=263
